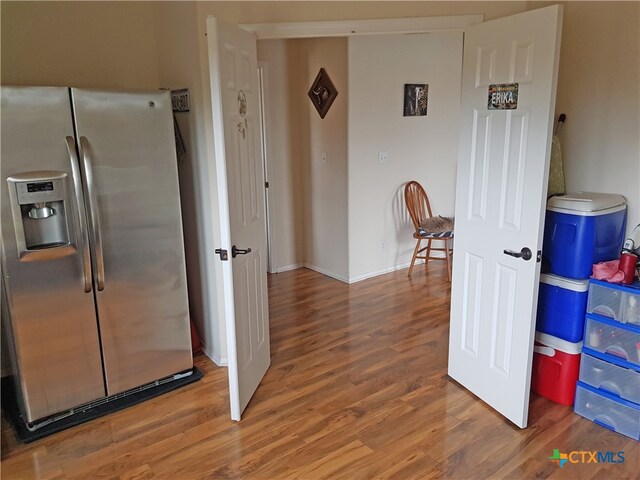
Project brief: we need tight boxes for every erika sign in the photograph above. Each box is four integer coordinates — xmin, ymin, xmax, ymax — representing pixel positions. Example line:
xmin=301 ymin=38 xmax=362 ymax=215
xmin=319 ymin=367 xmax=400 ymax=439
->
xmin=488 ymin=83 xmax=518 ymax=110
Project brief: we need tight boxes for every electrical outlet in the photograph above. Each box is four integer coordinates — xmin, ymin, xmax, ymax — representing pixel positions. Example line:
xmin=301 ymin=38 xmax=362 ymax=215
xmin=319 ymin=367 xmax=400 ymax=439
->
xmin=380 ymin=240 xmax=387 ymax=251
xmin=321 ymin=152 xmax=327 ymax=165
xmin=378 ymin=151 xmax=389 ymax=164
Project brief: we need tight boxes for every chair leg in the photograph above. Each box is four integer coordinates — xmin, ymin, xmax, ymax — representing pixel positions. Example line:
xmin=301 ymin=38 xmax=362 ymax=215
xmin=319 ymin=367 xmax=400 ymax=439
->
xmin=445 ymin=238 xmax=452 ymax=282
xmin=425 ymin=239 xmax=432 ymax=269
xmin=408 ymin=238 xmax=421 ymax=276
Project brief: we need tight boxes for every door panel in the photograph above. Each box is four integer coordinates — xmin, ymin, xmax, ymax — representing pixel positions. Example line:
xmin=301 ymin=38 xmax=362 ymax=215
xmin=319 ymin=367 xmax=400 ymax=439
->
xmin=71 ymin=89 xmax=192 ymax=395
xmin=207 ymin=17 xmax=271 ymax=420
xmin=448 ymin=5 xmax=563 ymax=428
xmin=1 ymin=87 xmax=105 ymax=422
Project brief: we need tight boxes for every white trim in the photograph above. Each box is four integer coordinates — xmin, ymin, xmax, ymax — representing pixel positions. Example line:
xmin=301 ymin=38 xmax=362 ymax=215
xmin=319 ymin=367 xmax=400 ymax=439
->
xmin=273 ymin=262 xmax=305 ymax=273
xmin=204 ymin=346 xmax=229 ymax=367
xmin=258 ymin=62 xmax=274 ymax=273
xmin=303 ymin=262 xmax=349 ymax=284
xmin=348 ymin=261 xmax=414 ymax=284
xmin=240 ymin=15 xmax=484 ymax=39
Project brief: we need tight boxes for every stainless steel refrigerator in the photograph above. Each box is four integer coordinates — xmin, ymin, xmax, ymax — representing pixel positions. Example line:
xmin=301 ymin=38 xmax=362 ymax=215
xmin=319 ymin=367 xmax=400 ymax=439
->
xmin=1 ymin=86 xmax=193 ymax=426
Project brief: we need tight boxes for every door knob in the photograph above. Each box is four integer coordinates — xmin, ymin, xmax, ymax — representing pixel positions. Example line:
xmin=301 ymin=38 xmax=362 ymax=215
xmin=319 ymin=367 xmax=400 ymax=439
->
xmin=232 ymin=245 xmax=252 ymax=258
xmin=503 ymin=247 xmax=533 ymax=261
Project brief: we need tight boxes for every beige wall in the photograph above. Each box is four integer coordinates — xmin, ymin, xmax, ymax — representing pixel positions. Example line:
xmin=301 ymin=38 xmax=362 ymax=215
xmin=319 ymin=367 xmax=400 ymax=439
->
xmin=257 ymin=40 xmax=306 ymax=272
xmin=348 ymin=32 xmax=463 ymax=280
xmin=195 ymin=1 xmax=527 ymax=23
xmin=551 ymin=1 xmax=639 ymax=233
xmin=153 ymin=3 xmax=227 ymax=363
xmin=1 ymin=1 xmax=159 ymax=89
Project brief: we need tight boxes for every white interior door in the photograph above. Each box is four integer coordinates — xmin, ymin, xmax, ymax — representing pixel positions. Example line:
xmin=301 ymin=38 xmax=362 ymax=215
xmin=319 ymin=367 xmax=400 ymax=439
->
xmin=207 ymin=17 xmax=271 ymax=421
xmin=448 ymin=5 xmax=563 ymax=428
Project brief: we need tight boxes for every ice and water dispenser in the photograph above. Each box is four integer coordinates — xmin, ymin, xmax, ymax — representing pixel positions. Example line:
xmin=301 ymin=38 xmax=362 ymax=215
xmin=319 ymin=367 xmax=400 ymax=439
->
xmin=7 ymin=171 xmax=75 ymax=260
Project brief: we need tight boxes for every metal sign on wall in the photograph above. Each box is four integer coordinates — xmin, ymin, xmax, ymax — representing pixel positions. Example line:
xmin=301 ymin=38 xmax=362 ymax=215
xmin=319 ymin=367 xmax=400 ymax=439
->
xmin=171 ymin=89 xmax=190 ymax=112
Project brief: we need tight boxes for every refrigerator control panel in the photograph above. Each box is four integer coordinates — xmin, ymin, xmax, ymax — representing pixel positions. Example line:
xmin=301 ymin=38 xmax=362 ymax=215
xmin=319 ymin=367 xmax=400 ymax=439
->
xmin=16 ymin=178 xmax=64 ymax=204
xmin=27 ymin=181 xmax=54 ymax=193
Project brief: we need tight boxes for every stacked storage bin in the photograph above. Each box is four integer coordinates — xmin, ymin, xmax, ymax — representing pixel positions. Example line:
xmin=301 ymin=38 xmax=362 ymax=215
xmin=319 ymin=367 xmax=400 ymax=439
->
xmin=574 ymin=280 xmax=640 ymax=440
xmin=532 ymin=193 xmax=627 ymax=406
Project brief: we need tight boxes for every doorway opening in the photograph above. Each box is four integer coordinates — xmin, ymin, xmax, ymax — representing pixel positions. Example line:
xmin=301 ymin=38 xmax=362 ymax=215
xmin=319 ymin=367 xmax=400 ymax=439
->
xmin=257 ymin=31 xmax=464 ymax=285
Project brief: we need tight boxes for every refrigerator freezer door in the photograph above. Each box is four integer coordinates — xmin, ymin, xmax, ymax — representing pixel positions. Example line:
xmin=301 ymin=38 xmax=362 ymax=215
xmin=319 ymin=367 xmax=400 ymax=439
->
xmin=71 ymin=89 xmax=193 ymax=395
xmin=1 ymin=86 xmax=106 ymax=422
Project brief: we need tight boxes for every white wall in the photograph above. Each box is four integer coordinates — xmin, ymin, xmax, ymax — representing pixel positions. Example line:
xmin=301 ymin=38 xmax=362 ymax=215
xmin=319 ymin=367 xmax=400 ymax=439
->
xmin=348 ymin=33 xmax=463 ymax=281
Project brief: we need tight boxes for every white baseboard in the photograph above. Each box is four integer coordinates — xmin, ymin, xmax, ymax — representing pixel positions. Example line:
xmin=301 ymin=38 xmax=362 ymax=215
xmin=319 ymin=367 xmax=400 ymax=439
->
xmin=271 ymin=262 xmax=304 ymax=273
xmin=348 ymin=261 xmax=414 ymax=284
xmin=303 ymin=262 xmax=349 ymax=284
xmin=202 ymin=344 xmax=228 ymax=367
xmin=270 ymin=259 xmax=439 ymax=284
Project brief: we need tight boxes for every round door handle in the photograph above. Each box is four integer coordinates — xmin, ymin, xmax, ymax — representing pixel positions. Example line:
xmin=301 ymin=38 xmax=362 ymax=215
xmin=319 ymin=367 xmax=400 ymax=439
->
xmin=503 ymin=247 xmax=532 ymax=261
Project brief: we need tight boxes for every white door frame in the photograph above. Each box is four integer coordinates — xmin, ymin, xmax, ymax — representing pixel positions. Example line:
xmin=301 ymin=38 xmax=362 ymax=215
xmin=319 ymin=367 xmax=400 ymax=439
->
xmin=204 ymin=14 xmax=484 ymax=362
xmin=240 ymin=15 xmax=483 ymax=39
xmin=203 ymin=13 xmax=485 ymax=412
xmin=257 ymin=61 xmax=274 ymax=273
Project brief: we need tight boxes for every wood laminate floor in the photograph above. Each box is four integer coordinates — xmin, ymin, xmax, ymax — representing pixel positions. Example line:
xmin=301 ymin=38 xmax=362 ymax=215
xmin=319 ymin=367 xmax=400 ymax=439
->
xmin=2 ymin=265 xmax=638 ymax=479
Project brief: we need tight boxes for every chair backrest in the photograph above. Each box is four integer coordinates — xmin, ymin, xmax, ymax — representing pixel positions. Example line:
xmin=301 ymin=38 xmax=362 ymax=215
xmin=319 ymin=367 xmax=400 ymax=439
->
xmin=404 ymin=181 xmax=433 ymax=231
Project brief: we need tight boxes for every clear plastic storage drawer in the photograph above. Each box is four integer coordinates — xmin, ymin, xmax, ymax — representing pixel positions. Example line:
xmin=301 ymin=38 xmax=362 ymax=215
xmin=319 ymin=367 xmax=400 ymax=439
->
xmin=574 ymin=382 xmax=640 ymax=440
xmin=579 ymin=353 xmax=640 ymax=404
xmin=587 ymin=280 xmax=640 ymax=325
xmin=584 ymin=315 xmax=640 ymax=368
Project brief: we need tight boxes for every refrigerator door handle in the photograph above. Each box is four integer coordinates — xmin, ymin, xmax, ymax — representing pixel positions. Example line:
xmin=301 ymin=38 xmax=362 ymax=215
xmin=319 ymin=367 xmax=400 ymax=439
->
xmin=79 ymin=136 xmax=105 ymax=291
xmin=65 ymin=136 xmax=92 ymax=293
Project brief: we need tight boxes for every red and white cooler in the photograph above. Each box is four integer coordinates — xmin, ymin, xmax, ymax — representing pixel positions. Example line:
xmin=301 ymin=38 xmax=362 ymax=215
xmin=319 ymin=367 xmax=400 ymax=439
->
xmin=531 ymin=331 xmax=582 ymax=405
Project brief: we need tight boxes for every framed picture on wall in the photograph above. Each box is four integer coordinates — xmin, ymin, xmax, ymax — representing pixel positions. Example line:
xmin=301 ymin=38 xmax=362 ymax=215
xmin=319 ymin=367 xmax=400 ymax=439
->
xmin=308 ymin=68 xmax=338 ymax=119
xmin=403 ymin=84 xmax=428 ymax=117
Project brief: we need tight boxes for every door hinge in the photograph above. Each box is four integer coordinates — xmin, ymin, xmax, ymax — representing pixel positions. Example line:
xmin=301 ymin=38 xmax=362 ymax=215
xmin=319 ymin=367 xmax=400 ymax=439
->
xmin=265 ymin=181 xmax=269 ymax=188
xmin=537 ymin=250 xmax=542 ymax=263
xmin=214 ymin=248 xmax=228 ymax=261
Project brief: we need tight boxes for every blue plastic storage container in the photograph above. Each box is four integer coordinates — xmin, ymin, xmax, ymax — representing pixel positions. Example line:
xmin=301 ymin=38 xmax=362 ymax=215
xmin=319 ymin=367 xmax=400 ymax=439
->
xmin=537 ymin=273 xmax=589 ymax=342
xmin=543 ymin=193 xmax=626 ymax=279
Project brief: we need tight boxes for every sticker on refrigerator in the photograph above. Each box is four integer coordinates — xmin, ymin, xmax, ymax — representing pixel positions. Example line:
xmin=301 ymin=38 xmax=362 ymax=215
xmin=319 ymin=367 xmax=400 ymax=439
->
xmin=488 ymin=83 xmax=518 ymax=110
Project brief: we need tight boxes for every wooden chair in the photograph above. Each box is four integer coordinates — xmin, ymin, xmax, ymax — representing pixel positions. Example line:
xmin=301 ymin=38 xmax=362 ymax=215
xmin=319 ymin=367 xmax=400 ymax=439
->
xmin=404 ymin=181 xmax=454 ymax=281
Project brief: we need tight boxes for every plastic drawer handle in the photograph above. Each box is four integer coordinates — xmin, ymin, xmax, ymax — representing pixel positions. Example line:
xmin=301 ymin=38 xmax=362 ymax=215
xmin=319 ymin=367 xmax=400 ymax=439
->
xmin=599 ymin=383 xmax=622 ymax=398
xmin=593 ymin=415 xmax=617 ymax=432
